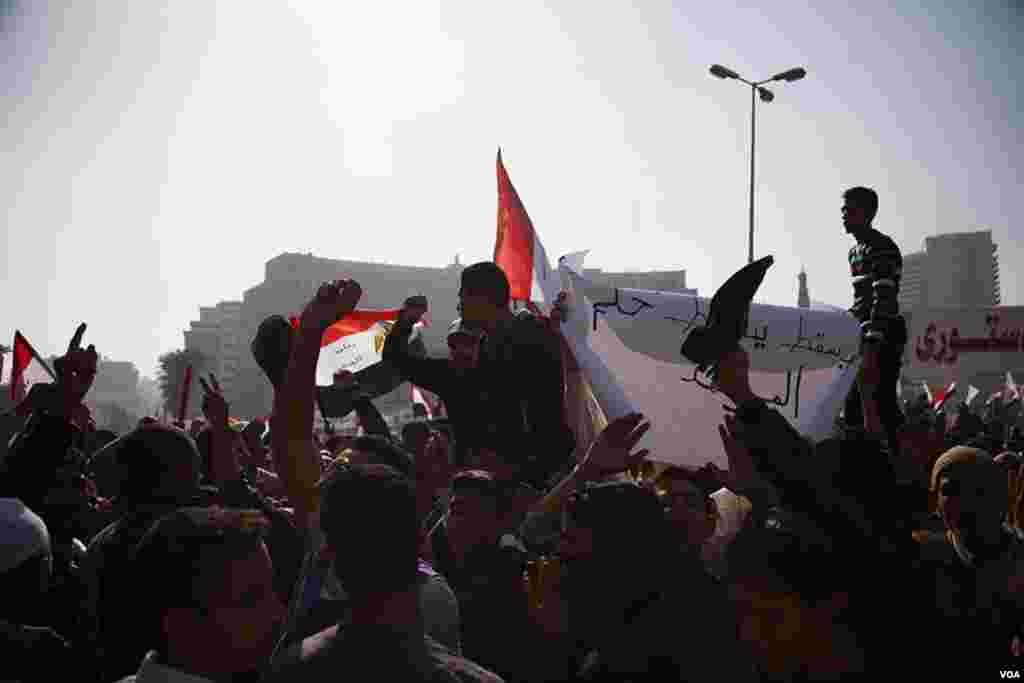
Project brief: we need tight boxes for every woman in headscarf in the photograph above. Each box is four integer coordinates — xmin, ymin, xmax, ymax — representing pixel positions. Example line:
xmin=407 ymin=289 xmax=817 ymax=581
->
xmin=917 ymin=446 xmax=1024 ymax=661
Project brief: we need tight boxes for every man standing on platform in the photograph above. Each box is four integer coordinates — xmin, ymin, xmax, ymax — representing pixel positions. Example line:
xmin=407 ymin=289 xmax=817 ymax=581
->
xmin=841 ymin=186 xmax=907 ymax=452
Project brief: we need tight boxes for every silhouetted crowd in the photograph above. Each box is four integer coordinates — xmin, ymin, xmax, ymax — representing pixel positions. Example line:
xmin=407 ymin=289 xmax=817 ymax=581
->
xmin=3 ymin=262 xmax=1023 ymax=682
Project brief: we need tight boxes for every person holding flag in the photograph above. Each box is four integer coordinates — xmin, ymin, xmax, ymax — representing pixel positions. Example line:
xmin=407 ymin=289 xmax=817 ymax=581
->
xmin=382 ymin=264 xmax=574 ymax=485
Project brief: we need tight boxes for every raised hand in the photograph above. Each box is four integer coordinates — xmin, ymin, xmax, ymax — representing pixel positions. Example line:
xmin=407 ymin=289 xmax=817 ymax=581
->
xmin=716 ymin=349 xmax=756 ymax=406
xmin=54 ymin=323 xmax=99 ymax=408
xmin=299 ymin=279 xmax=363 ymax=334
xmin=579 ymin=412 xmax=651 ymax=480
xmin=417 ymin=430 xmax=454 ymax=491
xmin=548 ymin=292 xmax=569 ymax=328
xmin=198 ymin=373 xmax=229 ymax=431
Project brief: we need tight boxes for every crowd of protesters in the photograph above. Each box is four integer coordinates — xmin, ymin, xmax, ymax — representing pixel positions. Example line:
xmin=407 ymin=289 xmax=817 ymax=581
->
xmin=3 ymin=260 xmax=1024 ymax=682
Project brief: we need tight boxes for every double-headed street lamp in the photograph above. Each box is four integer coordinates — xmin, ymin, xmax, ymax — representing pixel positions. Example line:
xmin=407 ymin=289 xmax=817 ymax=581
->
xmin=709 ymin=64 xmax=807 ymax=264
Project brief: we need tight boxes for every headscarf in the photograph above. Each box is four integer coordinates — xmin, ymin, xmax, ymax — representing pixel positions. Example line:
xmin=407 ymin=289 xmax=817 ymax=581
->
xmin=930 ymin=446 xmax=1006 ymax=566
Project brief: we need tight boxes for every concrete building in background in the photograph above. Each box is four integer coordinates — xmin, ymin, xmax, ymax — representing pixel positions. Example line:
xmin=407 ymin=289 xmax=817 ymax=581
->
xmin=898 ymin=229 xmax=1001 ymax=311
xmin=582 ymin=268 xmax=696 ymax=296
xmin=218 ymin=252 xmax=701 ymax=418
xmin=73 ymin=357 xmax=144 ymax=427
xmin=184 ymin=300 xmax=243 ymax=402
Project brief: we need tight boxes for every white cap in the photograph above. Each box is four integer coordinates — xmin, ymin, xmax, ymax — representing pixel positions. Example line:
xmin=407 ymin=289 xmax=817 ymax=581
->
xmin=0 ymin=498 xmax=50 ymax=574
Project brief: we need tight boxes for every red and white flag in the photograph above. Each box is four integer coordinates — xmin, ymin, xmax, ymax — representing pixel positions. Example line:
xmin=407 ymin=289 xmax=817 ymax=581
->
xmin=8 ymin=331 xmax=56 ymax=403
xmin=495 ymin=149 xmax=559 ymax=310
xmin=932 ymin=381 xmax=957 ymax=412
xmin=409 ymin=384 xmax=435 ymax=420
xmin=311 ymin=310 xmax=425 ymax=387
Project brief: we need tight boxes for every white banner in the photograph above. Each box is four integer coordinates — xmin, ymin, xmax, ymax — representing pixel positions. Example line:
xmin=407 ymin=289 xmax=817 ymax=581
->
xmin=558 ymin=266 xmax=855 ymax=468
xmin=567 ymin=271 xmax=862 ymax=373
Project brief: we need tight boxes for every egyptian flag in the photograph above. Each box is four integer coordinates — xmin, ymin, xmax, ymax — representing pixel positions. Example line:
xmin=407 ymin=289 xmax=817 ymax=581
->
xmin=495 ymin=149 xmax=559 ymax=310
xmin=8 ymin=331 xmax=55 ymax=403
xmin=932 ymin=381 xmax=957 ymax=412
xmin=308 ymin=310 xmax=427 ymax=388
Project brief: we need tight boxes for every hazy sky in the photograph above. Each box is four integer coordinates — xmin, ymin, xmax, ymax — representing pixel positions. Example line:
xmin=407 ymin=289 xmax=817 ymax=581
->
xmin=2 ymin=1 xmax=1021 ymax=379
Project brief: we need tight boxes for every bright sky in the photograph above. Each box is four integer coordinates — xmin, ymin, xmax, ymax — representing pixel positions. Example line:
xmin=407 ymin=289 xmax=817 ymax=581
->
xmin=2 ymin=1 xmax=1021 ymax=380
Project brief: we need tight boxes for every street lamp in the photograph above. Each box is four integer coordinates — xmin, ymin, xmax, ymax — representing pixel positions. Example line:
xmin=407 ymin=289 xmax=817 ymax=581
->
xmin=709 ymin=64 xmax=806 ymax=264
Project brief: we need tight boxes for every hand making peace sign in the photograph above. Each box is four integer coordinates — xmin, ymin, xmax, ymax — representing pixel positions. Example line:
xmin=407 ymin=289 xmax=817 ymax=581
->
xmin=199 ymin=373 xmax=229 ymax=431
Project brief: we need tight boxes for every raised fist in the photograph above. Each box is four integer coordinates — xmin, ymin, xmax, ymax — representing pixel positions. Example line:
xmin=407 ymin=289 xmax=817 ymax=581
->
xmin=300 ymin=279 xmax=363 ymax=334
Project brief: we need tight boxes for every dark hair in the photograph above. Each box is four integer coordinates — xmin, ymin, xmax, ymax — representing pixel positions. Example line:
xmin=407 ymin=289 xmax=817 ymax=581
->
xmin=0 ymin=553 xmax=50 ymax=623
xmin=319 ymin=463 xmax=419 ymax=597
xmin=350 ymin=436 xmax=415 ymax=479
xmin=727 ymin=506 xmax=840 ymax=603
xmin=115 ymin=425 xmax=201 ymax=502
xmin=654 ymin=465 xmax=720 ymax=497
xmin=566 ymin=481 xmax=669 ymax=552
xmin=459 ymin=262 xmax=511 ymax=308
xmin=842 ymin=186 xmax=879 ymax=223
xmin=133 ymin=507 xmax=269 ymax=656
xmin=401 ymin=422 xmax=432 ymax=447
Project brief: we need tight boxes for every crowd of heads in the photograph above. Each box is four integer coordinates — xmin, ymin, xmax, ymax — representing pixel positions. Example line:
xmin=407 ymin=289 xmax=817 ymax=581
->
xmin=1 ymin=258 xmax=1023 ymax=682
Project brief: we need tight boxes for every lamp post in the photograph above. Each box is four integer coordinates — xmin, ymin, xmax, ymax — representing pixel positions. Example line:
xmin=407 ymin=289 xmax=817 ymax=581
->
xmin=709 ymin=64 xmax=806 ymax=264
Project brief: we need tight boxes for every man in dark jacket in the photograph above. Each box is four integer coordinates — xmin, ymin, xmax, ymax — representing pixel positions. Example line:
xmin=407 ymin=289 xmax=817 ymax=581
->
xmin=841 ymin=186 xmax=907 ymax=451
xmin=384 ymin=262 xmax=575 ymax=486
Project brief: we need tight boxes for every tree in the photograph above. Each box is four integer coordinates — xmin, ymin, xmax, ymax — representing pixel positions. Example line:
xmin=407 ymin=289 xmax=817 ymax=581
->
xmin=158 ymin=349 xmax=211 ymax=418
xmin=94 ymin=401 xmax=138 ymax=434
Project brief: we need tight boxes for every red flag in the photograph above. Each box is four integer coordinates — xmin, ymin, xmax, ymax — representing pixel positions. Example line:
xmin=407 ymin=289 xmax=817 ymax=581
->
xmin=495 ymin=149 xmax=557 ymax=306
xmin=10 ymin=331 xmax=56 ymax=403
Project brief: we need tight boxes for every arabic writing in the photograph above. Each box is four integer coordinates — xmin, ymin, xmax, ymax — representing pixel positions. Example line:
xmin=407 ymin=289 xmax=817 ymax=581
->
xmin=680 ymin=363 xmax=805 ymax=417
xmin=914 ymin=313 xmax=1024 ymax=365
xmin=592 ymin=288 xmax=655 ymax=331
xmin=744 ymin=324 xmax=768 ymax=351
xmin=777 ymin=316 xmax=855 ymax=363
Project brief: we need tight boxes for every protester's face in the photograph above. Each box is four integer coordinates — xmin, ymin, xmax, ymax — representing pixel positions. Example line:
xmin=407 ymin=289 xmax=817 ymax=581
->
xmin=937 ymin=469 xmax=993 ymax=536
xmin=448 ymin=334 xmax=481 ymax=371
xmin=659 ymin=479 xmax=716 ymax=547
xmin=458 ymin=291 xmax=496 ymax=327
xmin=447 ymin=490 xmax=501 ymax=552
xmin=179 ymin=542 xmax=284 ymax=675
xmin=842 ymin=201 xmax=868 ymax=233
